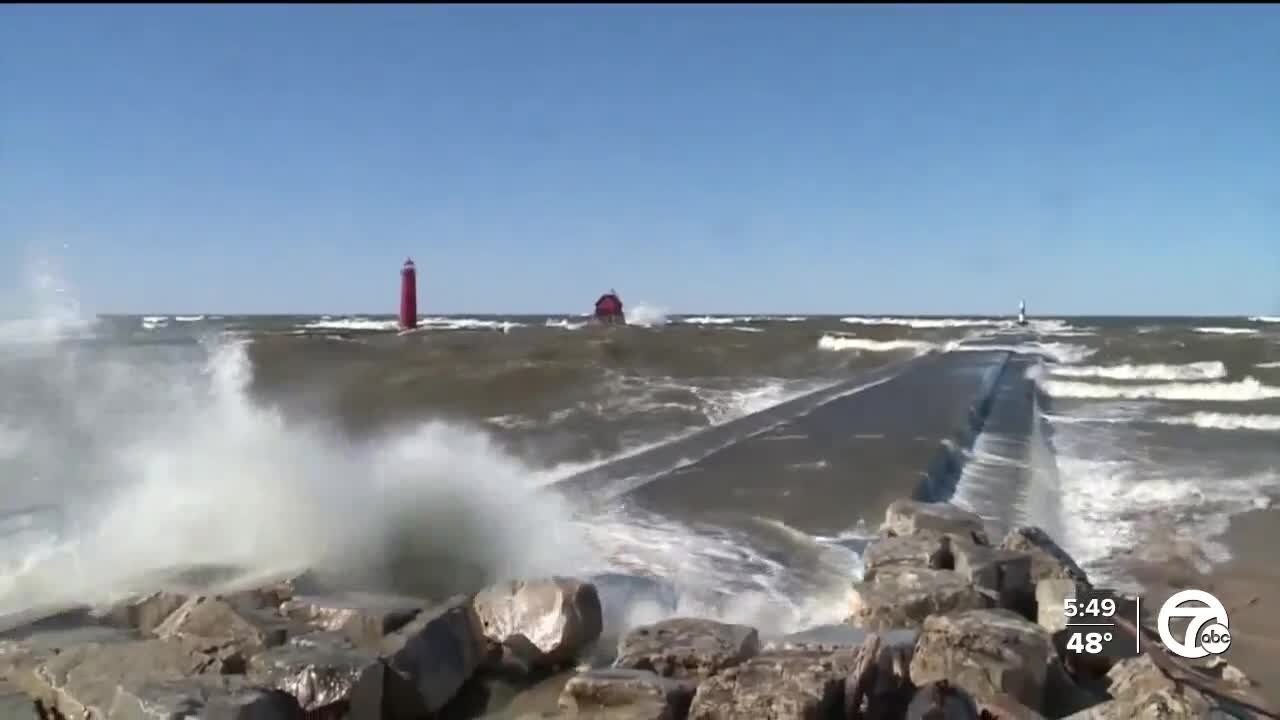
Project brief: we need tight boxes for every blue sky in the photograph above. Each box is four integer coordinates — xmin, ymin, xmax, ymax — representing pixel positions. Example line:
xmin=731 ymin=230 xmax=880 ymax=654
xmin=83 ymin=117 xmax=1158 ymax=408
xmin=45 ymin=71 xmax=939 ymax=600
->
xmin=2 ymin=5 xmax=1277 ymax=316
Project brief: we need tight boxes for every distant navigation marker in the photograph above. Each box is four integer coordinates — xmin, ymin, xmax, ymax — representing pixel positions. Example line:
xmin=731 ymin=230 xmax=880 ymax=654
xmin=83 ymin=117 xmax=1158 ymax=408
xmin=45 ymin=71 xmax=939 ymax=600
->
xmin=1018 ymin=299 xmax=1028 ymax=326
xmin=400 ymin=258 xmax=418 ymax=330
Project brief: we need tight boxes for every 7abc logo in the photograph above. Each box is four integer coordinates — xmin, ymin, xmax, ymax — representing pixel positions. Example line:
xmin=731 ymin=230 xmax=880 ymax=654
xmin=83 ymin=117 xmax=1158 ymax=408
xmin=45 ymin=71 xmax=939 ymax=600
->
xmin=1158 ymin=589 xmax=1232 ymax=659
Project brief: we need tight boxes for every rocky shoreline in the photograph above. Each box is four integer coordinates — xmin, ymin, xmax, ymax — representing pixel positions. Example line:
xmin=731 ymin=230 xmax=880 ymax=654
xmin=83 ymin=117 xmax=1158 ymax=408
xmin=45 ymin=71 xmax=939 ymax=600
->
xmin=1 ymin=499 xmax=1274 ymax=719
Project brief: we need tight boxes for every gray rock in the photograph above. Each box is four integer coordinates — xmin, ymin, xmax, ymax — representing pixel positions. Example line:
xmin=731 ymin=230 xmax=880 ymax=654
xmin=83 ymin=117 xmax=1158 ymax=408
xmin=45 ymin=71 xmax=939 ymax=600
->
xmin=687 ymin=646 xmax=863 ymax=720
xmin=22 ymin=638 xmax=223 ymax=719
xmin=1035 ymin=578 xmax=1084 ymax=633
xmin=280 ymin=592 xmax=424 ymax=649
xmin=882 ymin=500 xmax=990 ymax=545
xmin=106 ymin=676 xmax=303 ymax=720
xmin=614 ymin=618 xmax=759 ymax=680
xmin=976 ymin=691 xmax=1049 ymax=719
xmin=909 ymin=609 xmax=1056 ymax=711
xmin=866 ymin=531 xmax=1034 ymax=617
xmin=1096 ymin=654 xmax=1213 ymax=718
xmin=904 ymin=681 xmax=980 ymax=719
xmin=999 ymin=527 xmax=1090 ymax=587
xmin=154 ymin=596 xmax=289 ymax=658
xmin=848 ymin=567 xmax=989 ymax=630
xmin=248 ymin=631 xmax=421 ymax=717
xmin=94 ymin=592 xmax=190 ymax=635
xmin=558 ymin=668 xmax=696 ymax=720
xmin=380 ymin=594 xmax=489 ymax=714
xmin=764 ymin=624 xmax=873 ymax=652
xmin=473 ymin=577 xmax=604 ymax=668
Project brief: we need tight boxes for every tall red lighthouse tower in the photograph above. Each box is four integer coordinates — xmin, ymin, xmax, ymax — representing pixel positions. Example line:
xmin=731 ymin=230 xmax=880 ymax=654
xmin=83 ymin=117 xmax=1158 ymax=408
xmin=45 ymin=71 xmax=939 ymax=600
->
xmin=399 ymin=258 xmax=418 ymax=330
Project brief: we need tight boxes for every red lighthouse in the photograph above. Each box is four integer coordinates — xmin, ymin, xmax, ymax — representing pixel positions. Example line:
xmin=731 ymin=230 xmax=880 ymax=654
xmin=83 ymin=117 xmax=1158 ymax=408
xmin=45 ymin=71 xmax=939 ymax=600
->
xmin=399 ymin=258 xmax=418 ymax=330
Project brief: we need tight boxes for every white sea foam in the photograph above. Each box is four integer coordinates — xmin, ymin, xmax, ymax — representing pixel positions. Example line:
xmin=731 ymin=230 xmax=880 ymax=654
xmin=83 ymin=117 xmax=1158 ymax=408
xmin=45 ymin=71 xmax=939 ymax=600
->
xmin=1194 ymin=327 xmax=1259 ymax=336
xmin=839 ymin=316 xmax=999 ymax=329
xmin=1049 ymin=361 xmax=1227 ymax=382
xmin=1250 ymin=316 xmax=1280 ymax=324
xmin=817 ymin=334 xmax=934 ymax=354
xmin=175 ymin=315 xmax=205 ymax=323
xmin=1257 ymin=361 xmax=1280 ymax=369
xmin=627 ymin=304 xmax=670 ymax=328
xmin=1055 ymin=455 xmax=1280 ymax=577
xmin=545 ymin=318 xmax=588 ymax=331
xmin=1154 ymin=412 xmax=1280 ymax=432
xmin=1041 ymin=377 xmax=1280 ymax=402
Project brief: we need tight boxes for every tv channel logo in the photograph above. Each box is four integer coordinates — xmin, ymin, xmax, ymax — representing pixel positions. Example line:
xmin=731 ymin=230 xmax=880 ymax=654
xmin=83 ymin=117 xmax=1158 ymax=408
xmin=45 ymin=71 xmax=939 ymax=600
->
xmin=1158 ymin=589 xmax=1231 ymax=659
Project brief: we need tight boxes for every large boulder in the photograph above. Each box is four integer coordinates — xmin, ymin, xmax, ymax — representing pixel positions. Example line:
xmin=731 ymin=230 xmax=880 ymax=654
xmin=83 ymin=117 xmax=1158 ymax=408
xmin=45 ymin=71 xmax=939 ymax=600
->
xmin=686 ymin=646 xmax=865 ymax=720
xmin=19 ymin=638 xmax=224 ymax=719
xmin=864 ymin=532 xmax=1032 ymax=614
xmin=94 ymin=592 xmax=191 ymax=635
xmin=882 ymin=500 xmax=990 ymax=545
xmin=848 ymin=567 xmax=989 ymax=630
xmin=106 ymin=677 xmax=303 ymax=720
xmin=558 ymin=668 xmax=696 ymax=720
xmin=1034 ymin=578 xmax=1080 ymax=634
xmin=154 ymin=596 xmax=291 ymax=659
xmin=379 ymin=594 xmax=489 ymax=714
xmin=999 ymin=527 xmax=1089 ymax=587
xmin=909 ymin=609 xmax=1057 ymax=711
xmin=281 ymin=592 xmax=425 ymax=649
xmin=249 ymin=631 xmax=424 ymax=718
xmin=473 ymin=577 xmax=604 ymax=668
xmin=1081 ymin=654 xmax=1213 ymax=719
xmin=614 ymin=618 xmax=759 ymax=681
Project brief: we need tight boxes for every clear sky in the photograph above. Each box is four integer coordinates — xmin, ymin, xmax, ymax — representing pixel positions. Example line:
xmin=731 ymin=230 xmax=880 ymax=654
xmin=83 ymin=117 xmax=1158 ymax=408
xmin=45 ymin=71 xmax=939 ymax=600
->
xmin=2 ymin=4 xmax=1277 ymax=316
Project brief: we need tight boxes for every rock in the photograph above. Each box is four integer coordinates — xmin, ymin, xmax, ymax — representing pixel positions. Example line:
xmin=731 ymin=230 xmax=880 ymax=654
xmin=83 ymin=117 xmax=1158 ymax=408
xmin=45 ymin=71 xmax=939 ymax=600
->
xmin=764 ymin=624 xmax=874 ymax=652
xmin=909 ymin=609 xmax=1056 ymax=711
xmin=976 ymin=691 xmax=1049 ymax=719
xmin=22 ymin=638 xmax=223 ymax=719
xmin=904 ymin=681 xmax=980 ymax=719
xmin=848 ymin=567 xmax=989 ymax=630
xmin=864 ymin=531 xmax=1032 ymax=614
xmin=614 ymin=618 xmax=759 ymax=680
xmin=882 ymin=500 xmax=990 ymax=545
xmin=1034 ymin=578 xmax=1082 ymax=633
xmin=687 ymin=646 xmax=864 ymax=720
xmin=1221 ymin=663 xmax=1252 ymax=687
xmin=106 ymin=676 xmax=303 ymax=720
xmin=281 ymin=592 xmax=424 ymax=649
xmin=1095 ymin=654 xmax=1213 ymax=718
xmin=248 ymin=631 xmax=423 ymax=717
xmin=999 ymin=527 xmax=1090 ymax=587
xmin=380 ymin=594 xmax=489 ymax=714
xmin=95 ymin=592 xmax=190 ymax=635
xmin=155 ymin=596 xmax=290 ymax=659
xmin=473 ymin=577 xmax=604 ymax=668
xmin=558 ymin=668 xmax=696 ymax=720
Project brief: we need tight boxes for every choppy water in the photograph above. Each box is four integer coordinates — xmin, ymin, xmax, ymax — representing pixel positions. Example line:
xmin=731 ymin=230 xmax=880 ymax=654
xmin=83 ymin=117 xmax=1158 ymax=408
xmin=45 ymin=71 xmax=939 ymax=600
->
xmin=2 ymin=295 xmax=1278 ymax=637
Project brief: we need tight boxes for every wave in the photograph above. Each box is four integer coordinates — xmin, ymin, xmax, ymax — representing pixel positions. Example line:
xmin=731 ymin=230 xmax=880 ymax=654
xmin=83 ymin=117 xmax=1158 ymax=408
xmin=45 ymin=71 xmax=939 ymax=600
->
xmin=1194 ymin=327 xmax=1259 ymax=336
xmin=1155 ymin=412 xmax=1280 ymax=432
xmin=1258 ymin=361 xmax=1280 ymax=369
xmin=627 ymin=304 xmax=669 ymax=328
xmin=840 ymin=316 xmax=999 ymax=329
xmin=1049 ymin=361 xmax=1227 ymax=382
xmin=1041 ymin=377 xmax=1280 ymax=402
xmin=545 ymin=318 xmax=588 ymax=331
xmin=175 ymin=315 xmax=205 ymax=323
xmin=1250 ymin=316 xmax=1280 ymax=324
xmin=817 ymin=334 xmax=934 ymax=354
xmin=299 ymin=317 xmax=526 ymax=333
